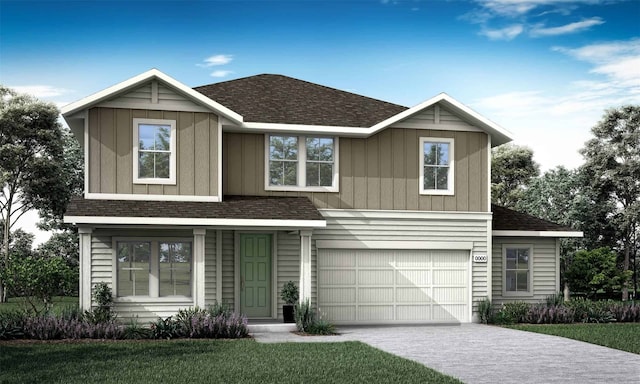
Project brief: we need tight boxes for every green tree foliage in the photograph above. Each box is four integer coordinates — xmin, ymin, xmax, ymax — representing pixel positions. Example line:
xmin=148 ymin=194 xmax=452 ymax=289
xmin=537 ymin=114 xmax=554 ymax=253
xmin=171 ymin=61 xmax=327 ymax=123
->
xmin=0 ymin=255 xmax=77 ymax=314
xmin=36 ymin=231 xmax=79 ymax=267
xmin=565 ymin=248 xmax=631 ymax=298
xmin=580 ymin=105 xmax=639 ymax=300
xmin=0 ymin=86 xmax=82 ymax=301
xmin=491 ymin=144 xmax=540 ymax=208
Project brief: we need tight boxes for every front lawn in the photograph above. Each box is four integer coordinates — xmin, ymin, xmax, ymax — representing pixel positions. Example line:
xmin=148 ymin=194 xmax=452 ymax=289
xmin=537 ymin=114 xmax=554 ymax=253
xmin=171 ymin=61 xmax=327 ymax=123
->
xmin=506 ymin=323 xmax=640 ymax=354
xmin=0 ymin=296 xmax=77 ymax=314
xmin=0 ymin=339 xmax=462 ymax=384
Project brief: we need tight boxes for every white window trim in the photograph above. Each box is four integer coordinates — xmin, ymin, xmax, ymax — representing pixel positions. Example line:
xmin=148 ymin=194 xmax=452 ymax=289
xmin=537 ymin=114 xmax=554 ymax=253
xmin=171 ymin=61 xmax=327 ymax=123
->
xmin=502 ymin=244 xmax=534 ymax=297
xmin=113 ymin=237 xmax=193 ymax=300
xmin=132 ymin=118 xmax=177 ymax=185
xmin=264 ymin=134 xmax=339 ymax=192
xmin=419 ymin=137 xmax=454 ymax=195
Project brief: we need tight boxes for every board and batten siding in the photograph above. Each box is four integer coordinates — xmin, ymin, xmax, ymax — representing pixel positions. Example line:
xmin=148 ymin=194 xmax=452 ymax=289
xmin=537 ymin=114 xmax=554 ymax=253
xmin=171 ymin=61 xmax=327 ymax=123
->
xmin=312 ymin=211 xmax=491 ymax=317
xmin=89 ymin=229 xmax=194 ymax=323
xmin=491 ymin=237 xmax=559 ymax=304
xmin=223 ymin=127 xmax=488 ymax=212
xmin=87 ymin=107 xmax=219 ymax=196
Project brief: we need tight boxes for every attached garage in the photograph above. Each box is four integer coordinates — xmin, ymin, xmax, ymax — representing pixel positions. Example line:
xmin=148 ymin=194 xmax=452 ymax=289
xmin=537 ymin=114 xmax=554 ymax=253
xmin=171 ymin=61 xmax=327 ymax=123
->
xmin=317 ymin=248 xmax=470 ymax=324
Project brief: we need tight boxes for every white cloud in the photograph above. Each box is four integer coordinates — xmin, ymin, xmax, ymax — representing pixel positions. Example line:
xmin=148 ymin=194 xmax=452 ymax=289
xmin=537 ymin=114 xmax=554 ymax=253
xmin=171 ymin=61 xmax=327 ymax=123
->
xmin=529 ymin=17 xmax=604 ymax=37
xmin=480 ymin=24 xmax=524 ymax=40
xmin=210 ymin=70 xmax=234 ymax=78
xmin=477 ymin=0 xmax=602 ymax=17
xmin=197 ymin=54 xmax=233 ymax=67
xmin=9 ymin=85 xmax=71 ymax=98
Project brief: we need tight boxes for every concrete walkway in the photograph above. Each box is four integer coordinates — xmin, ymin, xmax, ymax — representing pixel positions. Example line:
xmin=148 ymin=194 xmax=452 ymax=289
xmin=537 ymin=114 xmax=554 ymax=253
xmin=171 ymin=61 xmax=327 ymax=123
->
xmin=252 ymin=324 xmax=640 ymax=384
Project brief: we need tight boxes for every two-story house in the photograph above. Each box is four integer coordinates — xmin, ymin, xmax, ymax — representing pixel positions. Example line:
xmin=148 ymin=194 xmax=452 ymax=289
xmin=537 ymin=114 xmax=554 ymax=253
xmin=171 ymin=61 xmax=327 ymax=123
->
xmin=61 ymin=69 xmax=581 ymax=324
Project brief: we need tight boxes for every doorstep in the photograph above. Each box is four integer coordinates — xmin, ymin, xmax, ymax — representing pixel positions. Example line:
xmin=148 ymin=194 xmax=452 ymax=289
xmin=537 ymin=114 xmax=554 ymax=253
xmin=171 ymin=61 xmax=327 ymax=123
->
xmin=247 ymin=322 xmax=297 ymax=333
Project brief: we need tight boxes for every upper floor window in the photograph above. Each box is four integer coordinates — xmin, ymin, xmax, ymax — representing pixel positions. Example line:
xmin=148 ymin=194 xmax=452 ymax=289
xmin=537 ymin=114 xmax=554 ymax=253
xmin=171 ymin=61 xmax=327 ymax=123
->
xmin=133 ymin=118 xmax=176 ymax=185
xmin=266 ymin=134 xmax=338 ymax=192
xmin=419 ymin=137 xmax=454 ymax=195
xmin=503 ymin=245 xmax=532 ymax=296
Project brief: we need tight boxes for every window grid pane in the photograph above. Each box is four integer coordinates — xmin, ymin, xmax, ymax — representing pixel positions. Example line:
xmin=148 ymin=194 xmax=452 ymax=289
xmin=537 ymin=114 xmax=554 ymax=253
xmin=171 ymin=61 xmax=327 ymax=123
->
xmin=159 ymin=242 xmax=192 ymax=297
xmin=138 ymin=123 xmax=171 ymax=179
xmin=306 ymin=137 xmax=334 ymax=187
xmin=269 ymin=136 xmax=299 ymax=186
xmin=117 ymin=241 xmax=151 ymax=297
xmin=423 ymin=142 xmax=450 ymax=191
xmin=505 ymin=247 xmax=530 ymax=292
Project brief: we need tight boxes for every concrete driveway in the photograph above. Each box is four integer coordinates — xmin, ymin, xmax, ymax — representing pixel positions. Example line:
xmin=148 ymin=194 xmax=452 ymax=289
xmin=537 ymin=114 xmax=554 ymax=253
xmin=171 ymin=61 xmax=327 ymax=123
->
xmin=253 ymin=324 xmax=640 ymax=384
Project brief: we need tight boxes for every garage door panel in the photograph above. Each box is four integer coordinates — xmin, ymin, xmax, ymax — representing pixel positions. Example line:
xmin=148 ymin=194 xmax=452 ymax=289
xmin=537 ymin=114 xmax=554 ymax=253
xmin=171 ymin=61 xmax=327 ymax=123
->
xmin=319 ymin=288 xmax=356 ymax=303
xmin=396 ymin=252 xmax=431 ymax=267
xmin=319 ymin=270 xmax=356 ymax=285
xmin=318 ymin=251 xmax=356 ymax=268
xmin=358 ymin=251 xmax=393 ymax=267
xmin=433 ymin=269 xmax=467 ymax=285
xmin=396 ymin=270 xmax=430 ymax=286
xmin=433 ymin=287 xmax=467 ymax=302
xmin=358 ymin=305 xmax=394 ymax=321
xmin=318 ymin=249 xmax=469 ymax=323
xmin=396 ymin=287 xmax=432 ymax=303
xmin=359 ymin=287 xmax=393 ymax=303
xmin=358 ymin=270 xmax=393 ymax=285
xmin=397 ymin=305 xmax=432 ymax=321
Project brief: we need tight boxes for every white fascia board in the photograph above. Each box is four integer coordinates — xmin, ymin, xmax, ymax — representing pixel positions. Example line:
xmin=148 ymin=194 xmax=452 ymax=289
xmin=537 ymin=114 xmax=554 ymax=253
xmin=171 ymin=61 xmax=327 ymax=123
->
xmin=316 ymin=240 xmax=473 ymax=250
xmin=61 ymin=69 xmax=243 ymax=124
xmin=64 ymin=215 xmax=326 ymax=228
xmin=319 ymin=208 xmax=492 ymax=221
xmin=370 ymin=93 xmax=513 ymax=146
xmin=84 ymin=193 xmax=220 ymax=202
xmin=492 ymin=230 xmax=584 ymax=238
xmin=232 ymin=93 xmax=513 ymax=146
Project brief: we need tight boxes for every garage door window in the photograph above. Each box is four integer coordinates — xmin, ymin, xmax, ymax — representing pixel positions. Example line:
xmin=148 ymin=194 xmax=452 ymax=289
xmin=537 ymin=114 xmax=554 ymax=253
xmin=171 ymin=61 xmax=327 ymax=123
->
xmin=503 ymin=245 xmax=532 ymax=296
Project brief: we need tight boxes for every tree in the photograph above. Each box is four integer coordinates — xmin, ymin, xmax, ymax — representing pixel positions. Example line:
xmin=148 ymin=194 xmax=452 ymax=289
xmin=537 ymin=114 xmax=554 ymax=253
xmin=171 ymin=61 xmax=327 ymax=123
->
xmin=36 ymin=231 xmax=79 ymax=267
xmin=565 ymin=248 xmax=631 ymax=299
xmin=580 ymin=105 xmax=640 ymax=300
xmin=491 ymin=144 xmax=540 ymax=209
xmin=0 ymin=86 xmax=80 ymax=302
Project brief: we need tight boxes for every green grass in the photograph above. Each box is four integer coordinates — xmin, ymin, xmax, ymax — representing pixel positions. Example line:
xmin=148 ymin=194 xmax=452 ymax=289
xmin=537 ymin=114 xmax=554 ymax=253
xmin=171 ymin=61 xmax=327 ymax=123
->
xmin=0 ymin=339 xmax=462 ymax=384
xmin=0 ymin=296 xmax=77 ymax=314
xmin=506 ymin=323 xmax=640 ymax=354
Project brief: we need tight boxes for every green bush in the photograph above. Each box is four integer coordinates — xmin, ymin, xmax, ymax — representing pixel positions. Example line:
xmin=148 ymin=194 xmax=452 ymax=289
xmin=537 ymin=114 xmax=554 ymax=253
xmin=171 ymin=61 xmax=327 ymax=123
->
xmin=490 ymin=302 xmax=530 ymax=324
xmin=477 ymin=298 xmax=492 ymax=324
xmin=123 ymin=318 xmax=152 ymax=339
xmin=545 ymin=292 xmax=564 ymax=306
xmin=294 ymin=300 xmax=336 ymax=335
xmin=280 ymin=281 xmax=299 ymax=305
xmin=84 ymin=283 xmax=115 ymax=324
xmin=525 ymin=304 xmax=574 ymax=324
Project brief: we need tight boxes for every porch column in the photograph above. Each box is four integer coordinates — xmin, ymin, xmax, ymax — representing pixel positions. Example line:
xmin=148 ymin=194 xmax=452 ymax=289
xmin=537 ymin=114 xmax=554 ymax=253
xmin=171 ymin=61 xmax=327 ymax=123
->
xmin=78 ymin=227 xmax=92 ymax=311
xmin=193 ymin=228 xmax=206 ymax=308
xmin=299 ymin=230 xmax=313 ymax=304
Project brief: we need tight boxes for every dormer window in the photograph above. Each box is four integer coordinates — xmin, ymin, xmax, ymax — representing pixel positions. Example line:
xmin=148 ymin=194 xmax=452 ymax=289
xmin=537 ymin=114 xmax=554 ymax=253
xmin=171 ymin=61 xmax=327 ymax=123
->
xmin=419 ymin=137 xmax=454 ymax=195
xmin=266 ymin=134 xmax=338 ymax=192
xmin=133 ymin=118 xmax=176 ymax=185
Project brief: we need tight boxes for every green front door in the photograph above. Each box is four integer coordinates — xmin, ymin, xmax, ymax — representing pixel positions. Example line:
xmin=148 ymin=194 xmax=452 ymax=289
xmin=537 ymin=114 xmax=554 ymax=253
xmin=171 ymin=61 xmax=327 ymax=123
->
xmin=240 ymin=234 xmax=272 ymax=318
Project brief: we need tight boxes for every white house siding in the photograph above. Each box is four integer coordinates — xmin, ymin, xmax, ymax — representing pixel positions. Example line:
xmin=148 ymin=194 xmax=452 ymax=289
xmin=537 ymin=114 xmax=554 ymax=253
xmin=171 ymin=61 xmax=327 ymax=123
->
xmin=221 ymin=230 xmax=235 ymax=310
xmin=203 ymin=230 xmax=217 ymax=307
xmin=88 ymin=228 xmax=195 ymax=322
xmin=276 ymin=231 xmax=301 ymax=319
xmin=313 ymin=210 xmax=491 ymax=321
xmin=491 ymin=237 xmax=559 ymax=305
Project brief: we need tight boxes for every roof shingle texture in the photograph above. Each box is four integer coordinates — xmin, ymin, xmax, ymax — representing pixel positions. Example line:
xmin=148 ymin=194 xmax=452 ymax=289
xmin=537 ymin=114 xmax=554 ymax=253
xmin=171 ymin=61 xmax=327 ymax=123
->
xmin=492 ymin=204 xmax=575 ymax=232
xmin=65 ymin=195 xmax=324 ymax=221
xmin=194 ymin=74 xmax=408 ymax=127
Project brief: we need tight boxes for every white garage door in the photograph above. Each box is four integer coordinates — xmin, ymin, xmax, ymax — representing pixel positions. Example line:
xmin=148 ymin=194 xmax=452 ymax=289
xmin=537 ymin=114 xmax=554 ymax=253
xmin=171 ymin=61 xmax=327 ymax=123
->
xmin=318 ymin=249 xmax=469 ymax=323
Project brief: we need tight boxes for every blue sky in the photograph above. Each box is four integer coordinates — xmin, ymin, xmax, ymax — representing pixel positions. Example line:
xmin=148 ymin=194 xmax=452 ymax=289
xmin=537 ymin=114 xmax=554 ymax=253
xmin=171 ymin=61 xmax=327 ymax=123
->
xmin=1 ymin=0 xmax=639 ymax=242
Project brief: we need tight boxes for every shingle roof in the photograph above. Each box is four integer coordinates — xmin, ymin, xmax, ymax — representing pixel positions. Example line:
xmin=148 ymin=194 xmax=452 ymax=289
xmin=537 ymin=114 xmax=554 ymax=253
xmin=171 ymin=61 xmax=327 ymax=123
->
xmin=492 ymin=204 xmax=575 ymax=232
xmin=194 ymin=74 xmax=408 ymax=127
xmin=65 ymin=195 xmax=324 ymax=221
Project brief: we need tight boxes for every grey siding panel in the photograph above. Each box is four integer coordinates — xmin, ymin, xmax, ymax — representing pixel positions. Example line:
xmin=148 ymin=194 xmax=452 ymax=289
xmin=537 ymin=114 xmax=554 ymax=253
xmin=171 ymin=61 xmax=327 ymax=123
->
xmin=88 ymin=107 xmax=219 ymax=197
xmin=223 ymin=129 xmax=489 ymax=212
xmin=221 ymin=231 xmax=235 ymax=311
xmin=491 ymin=237 xmax=559 ymax=305
xmin=276 ymin=232 xmax=300 ymax=320
xmin=204 ymin=230 xmax=217 ymax=306
xmin=89 ymin=229 xmax=195 ymax=323
xmin=313 ymin=213 xmax=489 ymax=318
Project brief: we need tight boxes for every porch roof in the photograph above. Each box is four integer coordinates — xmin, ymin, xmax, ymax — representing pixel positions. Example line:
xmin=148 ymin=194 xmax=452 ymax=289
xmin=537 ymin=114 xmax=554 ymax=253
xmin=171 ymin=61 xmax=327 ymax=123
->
xmin=492 ymin=204 xmax=583 ymax=237
xmin=64 ymin=195 xmax=326 ymax=227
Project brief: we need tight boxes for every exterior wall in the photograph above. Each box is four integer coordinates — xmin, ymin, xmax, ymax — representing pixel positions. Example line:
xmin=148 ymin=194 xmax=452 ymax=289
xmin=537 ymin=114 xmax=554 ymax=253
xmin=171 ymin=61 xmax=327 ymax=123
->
xmin=312 ymin=210 xmax=491 ymax=319
xmin=87 ymin=107 xmax=219 ymax=197
xmin=223 ymin=128 xmax=489 ymax=212
xmin=203 ymin=230 xmax=217 ymax=306
xmin=491 ymin=237 xmax=559 ymax=305
xmin=89 ymin=228 xmax=194 ymax=323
